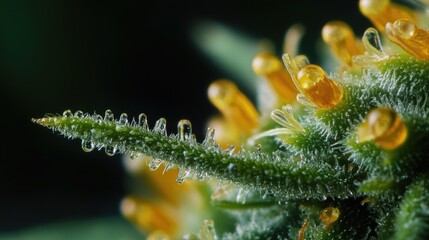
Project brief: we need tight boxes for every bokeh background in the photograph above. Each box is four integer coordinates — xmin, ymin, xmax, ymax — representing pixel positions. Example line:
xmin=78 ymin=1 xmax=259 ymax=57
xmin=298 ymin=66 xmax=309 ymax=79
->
xmin=0 ymin=0 xmax=370 ymax=238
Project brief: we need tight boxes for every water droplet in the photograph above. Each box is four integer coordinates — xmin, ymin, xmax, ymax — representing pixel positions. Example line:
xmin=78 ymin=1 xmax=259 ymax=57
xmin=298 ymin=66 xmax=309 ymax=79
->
xmin=177 ymin=119 xmax=192 ymax=141
xmin=104 ymin=109 xmax=114 ymax=121
xmin=119 ymin=113 xmax=128 ymax=125
xmin=154 ymin=118 xmax=167 ymax=135
xmin=74 ymin=110 xmax=84 ymax=118
xmin=138 ymin=113 xmax=148 ymax=130
xmin=362 ymin=28 xmax=386 ymax=58
xmin=203 ymin=127 xmax=216 ymax=146
xmin=227 ymin=146 xmax=236 ymax=156
xmin=176 ymin=167 xmax=191 ymax=184
xmin=353 ymin=27 xmax=390 ymax=67
xmin=227 ymin=163 xmax=237 ymax=173
xmin=93 ymin=114 xmax=103 ymax=122
xmin=81 ymin=139 xmax=94 ymax=152
xmin=105 ymin=146 xmax=117 ymax=156
xmin=63 ymin=110 xmax=73 ymax=118
xmin=148 ymin=158 xmax=163 ymax=171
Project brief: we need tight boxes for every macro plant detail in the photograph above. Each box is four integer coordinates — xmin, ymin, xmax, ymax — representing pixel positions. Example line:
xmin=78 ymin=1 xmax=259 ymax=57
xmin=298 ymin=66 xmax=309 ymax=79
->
xmin=32 ymin=0 xmax=429 ymax=239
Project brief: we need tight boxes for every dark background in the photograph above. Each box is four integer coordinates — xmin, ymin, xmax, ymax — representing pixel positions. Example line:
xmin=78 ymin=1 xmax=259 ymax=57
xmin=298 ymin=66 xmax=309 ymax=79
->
xmin=0 ymin=0 xmax=370 ymax=233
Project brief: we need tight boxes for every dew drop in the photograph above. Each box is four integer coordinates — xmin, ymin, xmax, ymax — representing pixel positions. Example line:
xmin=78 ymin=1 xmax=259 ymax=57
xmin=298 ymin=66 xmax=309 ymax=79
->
xmin=148 ymin=158 xmax=163 ymax=171
xmin=105 ymin=146 xmax=117 ymax=156
xmin=93 ymin=114 xmax=103 ymax=122
xmin=119 ymin=113 xmax=128 ymax=125
xmin=104 ymin=109 xmax=114 ymax=121
xmin=362 ymin=28 xmax=385 ymax=58
xmin=138 ymin=113 xmax=148 ymax=130
xmin=154 ymin=118 xmax=167 ymax=135
xmin=74 ymin=110 xmax=84 ymax=118
xmin=227 ymin=163 xmax=237 ymax=173
xmin=353 ymin=28 xmax=390 ymax=67
xmin=177 ymin=119 xmax=192 ymax=141
xmin=81 ymin=139 xmax=94 ymax=152
xmin=176 ymin=168 xmax=191 ymax=184
xmin=227 ymin=146 xmax=236 ymax=156
xmin=63 ymin=110 xmax=73 ymax=118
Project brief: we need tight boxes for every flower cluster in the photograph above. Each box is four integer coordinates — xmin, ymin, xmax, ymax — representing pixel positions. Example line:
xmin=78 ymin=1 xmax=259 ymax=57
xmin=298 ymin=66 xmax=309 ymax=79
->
xmin=34 ymin=0 xmax=429 ymax=239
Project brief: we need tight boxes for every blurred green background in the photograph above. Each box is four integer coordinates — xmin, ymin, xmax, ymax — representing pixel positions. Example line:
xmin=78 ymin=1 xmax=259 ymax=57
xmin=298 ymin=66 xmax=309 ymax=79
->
xmin=0 ymin=0 xmax=369 ymax=238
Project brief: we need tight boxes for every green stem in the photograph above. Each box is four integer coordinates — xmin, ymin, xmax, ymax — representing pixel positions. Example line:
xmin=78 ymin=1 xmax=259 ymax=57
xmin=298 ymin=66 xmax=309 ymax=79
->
xmin=33 ymin=113 xmax=358 ymax=200
xmin=393 ymin=177 xmax=429 ymax=240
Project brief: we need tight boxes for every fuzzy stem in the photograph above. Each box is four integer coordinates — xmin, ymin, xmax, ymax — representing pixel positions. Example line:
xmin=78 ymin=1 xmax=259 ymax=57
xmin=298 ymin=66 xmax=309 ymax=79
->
xmin=393 ymin=177 xmax=429 ymax=240
xmin=33 ymin=114 xmax=358 ymax=200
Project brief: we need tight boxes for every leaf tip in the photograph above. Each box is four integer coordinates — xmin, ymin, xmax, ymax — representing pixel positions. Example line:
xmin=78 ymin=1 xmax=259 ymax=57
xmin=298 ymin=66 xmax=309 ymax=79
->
xmin=31 ymin=117 xmax=50 ymax=127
